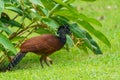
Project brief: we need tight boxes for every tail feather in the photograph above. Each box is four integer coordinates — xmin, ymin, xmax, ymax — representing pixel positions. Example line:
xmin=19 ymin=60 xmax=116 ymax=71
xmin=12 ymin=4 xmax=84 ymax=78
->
xmin=6 ymin=52 xmax=26 ymax=70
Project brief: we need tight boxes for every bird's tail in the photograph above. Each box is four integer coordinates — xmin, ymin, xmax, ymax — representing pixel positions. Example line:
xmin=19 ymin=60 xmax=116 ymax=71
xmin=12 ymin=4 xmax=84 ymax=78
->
xmin=6 ymin=52 xmax=26 ymax=71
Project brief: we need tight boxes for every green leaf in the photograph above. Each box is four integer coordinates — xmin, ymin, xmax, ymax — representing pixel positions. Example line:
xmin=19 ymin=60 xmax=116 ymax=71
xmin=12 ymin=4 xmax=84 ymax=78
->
xmin=0 ymin=27 xmax=12 ymax=34
xmin=87 ymin=18 xmax=102 ymax=27
xmin=3 ymin=0 xmax=11 ymax=4
xmin=11 ymin=36 xmax=24 ymax=42
xmin=5 ymin=6 xmax=23 ymax=15
xmin=65 ymin=0 xmax=75 ymax=4
xmin=0 ymin=0 xmax=4 ymax=16
xmin=35 ymin=27 xmax=51 ymax=34
xmin=70 ymin=23 xmax=86 ymax=38
xmin=53 ymin=0 xmax=78 ymax=14
xmin=54 ymin=10 xmax=77 ymax=21
xmin=90 ymin=39 xmax=103 ymax=54
xmin=53 ymin=0 xmax=72 ymax=8
xmin=28 ymin=11 xmax=42 ymax=21
xmin=78 ymin=20 xmax=95 ymax=32
xmin=0 ymin=21 xmax=12 ymax=34
xmin=41 ymin=17 xmax=59 ymax=29
xmin=54 ymin=10 xmax=102 ymax=27
xmin=54 ymin=5 xmax=102 ymax=27
xmin=79 ymin=14 xmax=102 ymax=26
xmin=66 ymin=35 xmax=74 ymax=48
xmin=78 ymin=20 xmax=111 ymax=47
xmin=70 ymin=23 xmax=93 ymax=50
xmin=29 ymin=0 xmax=43 ymax=6
xmin=36 ymin=5 xmax=48 ymax=16
xmin=48 ymin=1 xmax=64 ymax=16
xmin=70 ymin=23 xmax=103 ymax=54
xmin=0 ymin=34 xmax=17 ymax=53
xmin=9 ymin=20 xmax=22 ymax=27
xmin=0 ymin=46 xmax=4 ymax=51
xmin=0 ymin=12 xmax=10 ymax=24
xmin=41 ymin=0 xmax=55 ymax=10
xmin=82 ymin=0 xmax=96 ymax=2
xmin=0 ymin=15 xmax=22 ymax=27
xmin=94 ymin=30 xmax=111 ymax=47
xmin=83 ymin=30 xmax=103 ymax=54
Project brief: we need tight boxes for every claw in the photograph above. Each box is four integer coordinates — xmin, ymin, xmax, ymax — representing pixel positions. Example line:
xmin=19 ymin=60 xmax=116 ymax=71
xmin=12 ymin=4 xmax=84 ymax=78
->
xmin=40 ymin=56 xmax=53 ymax=68
xmin=46 ymin=57 xmax=53 ymax=64
xmin=44 ymin=58 xmax=50 ymax=66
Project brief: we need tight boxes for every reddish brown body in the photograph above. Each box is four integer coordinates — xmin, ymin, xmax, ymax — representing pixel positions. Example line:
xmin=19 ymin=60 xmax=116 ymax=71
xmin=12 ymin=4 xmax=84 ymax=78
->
xmin=20 ymin=34 xmax=65 ymax=67
xmin=6 ymin=25 xmax=71 ymax=70
xmin=20 ymin=34 xmax=64 ymax=55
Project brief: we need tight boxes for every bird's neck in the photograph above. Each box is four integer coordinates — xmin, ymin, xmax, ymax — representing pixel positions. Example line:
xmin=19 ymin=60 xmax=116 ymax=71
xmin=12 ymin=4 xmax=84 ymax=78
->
xmin=58 ymin=34 xmax=66 ymax=44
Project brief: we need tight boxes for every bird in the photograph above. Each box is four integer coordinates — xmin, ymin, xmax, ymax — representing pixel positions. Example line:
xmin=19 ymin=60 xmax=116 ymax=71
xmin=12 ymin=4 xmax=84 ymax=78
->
xmin=5 ymin=24 xmax=71 ymax=71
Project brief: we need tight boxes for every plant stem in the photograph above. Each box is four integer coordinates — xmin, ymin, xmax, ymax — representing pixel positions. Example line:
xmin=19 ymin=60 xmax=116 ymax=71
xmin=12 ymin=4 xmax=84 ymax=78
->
xmin=0 ymin=14 xmax=19 ymax=34
xmin=17 ymin=22 xmax=34 ymax=36
xmin=48 ymin=0 xmax=68 ymax=17
xmin=9 ymin=22 xmax=34 ymax=40
xmin=15 ymin=27 xmax=35 ymax=47
xmin=48 ymin=4 xmax=60 ymax=17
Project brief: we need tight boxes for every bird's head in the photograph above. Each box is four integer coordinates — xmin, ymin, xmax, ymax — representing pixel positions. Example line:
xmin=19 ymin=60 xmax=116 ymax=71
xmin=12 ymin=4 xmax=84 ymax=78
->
xmin=57 ymin=24 xmax=71 ymax=35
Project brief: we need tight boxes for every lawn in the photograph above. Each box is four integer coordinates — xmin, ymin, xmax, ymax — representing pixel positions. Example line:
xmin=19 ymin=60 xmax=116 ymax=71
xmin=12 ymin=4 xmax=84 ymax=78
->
xmin=0 ymin=0 xmax=120 ymax=80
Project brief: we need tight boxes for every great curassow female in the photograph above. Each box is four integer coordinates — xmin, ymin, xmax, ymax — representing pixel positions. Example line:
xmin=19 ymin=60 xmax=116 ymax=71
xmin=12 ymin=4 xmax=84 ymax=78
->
xmin=6 ymin=24 xmax=71 ymax=70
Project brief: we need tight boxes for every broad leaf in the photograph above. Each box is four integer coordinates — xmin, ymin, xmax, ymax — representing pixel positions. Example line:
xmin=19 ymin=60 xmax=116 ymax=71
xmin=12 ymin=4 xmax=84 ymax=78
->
xmin=28 ymin=10 xmax=42 ymax=21
xmin=52 ymin=15 xmax=69 ymax=26
xmin=5 ymin=6 xmax=23 ymax=15
xmin=0 ymin=46 xmax=4 ymax=51
xmin=54 ymin=10 xmax=78 ymax=21
xmin=82 ymin=0 xmax=96 ymax=2
xmin=54 ymin=10 xmax=102 ymax=27
xmin=70 ymin=23 xmax=93 ymax=50
xmin=35 ymin=27 xmax=51 ymax=34
xmin=53 ymin=0 xmax=78 ymax=14
xmin=9 ymin=20 xmax=22 ymax=27
xmin=79 ymin=14 xmax=102 ymax=26
xmin=66 ymin=35 xmax=74 ymax=48
xmin=41 ymin=17 xmax=59 ymax=29
xmin=0 ymin=34 xmax=17 ymax=53
xmin=94 ymin=30 xmax=111 ymax=47
xmin=78 ymin=20 xmax=111 ymax=47
xmin=0 ymin=27 xmax=12 ymax=34
xmin=70 ymin=24 xmax=85 ymax=38
xmin=0 ymin=0 xmax=4 ymax=16
xmin=0 ymin=21 xmax=12 ymax=34
xmin=36 ymin=5 xmax=48 ymax=16
xmin=0 ymin=13 xmax=22 ymax=28
xmin=82 ymin=30 xmax=103 ymax=54
xmin=53 ymin=0 xmax=70 ymax=8
xmin=11 ymin=36 xmax=25 ymax=42
xmin=78 ymin=20 xmax=95 ymax=32
xmin=0 ymin=12 xmax=10 ymax=24
xmin=30 ymin=0 xmax=43 ymax=6
xmin=41 ymin=0 xmax=55 ymax=10
xmin=66 ymin=0 xmax=75 ymax=4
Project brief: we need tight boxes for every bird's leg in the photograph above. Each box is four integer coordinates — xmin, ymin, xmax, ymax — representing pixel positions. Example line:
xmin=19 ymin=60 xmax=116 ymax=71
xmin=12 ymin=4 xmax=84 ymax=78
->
xmin=44 ymin=56 xmax=53 ymax=67
xmin=44 ymin=56 xmax=50 ymax=66
xmin=40 ymin=55 xmax=53 ymax=68
xmin=40 ymin=56 xmax=44 ymax=68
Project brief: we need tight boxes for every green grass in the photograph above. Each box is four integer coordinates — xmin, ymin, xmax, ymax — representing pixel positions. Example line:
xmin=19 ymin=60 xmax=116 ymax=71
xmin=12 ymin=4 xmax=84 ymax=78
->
xmin=0 ymin=0 xmax=120 ymax=80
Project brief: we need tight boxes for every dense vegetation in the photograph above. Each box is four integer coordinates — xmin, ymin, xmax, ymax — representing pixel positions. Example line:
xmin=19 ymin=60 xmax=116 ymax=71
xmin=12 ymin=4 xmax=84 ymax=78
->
xmin=0 ymin=0 xmax=110 ymax=68
xmin=0 ymin=0 xmax=118 ymax=79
